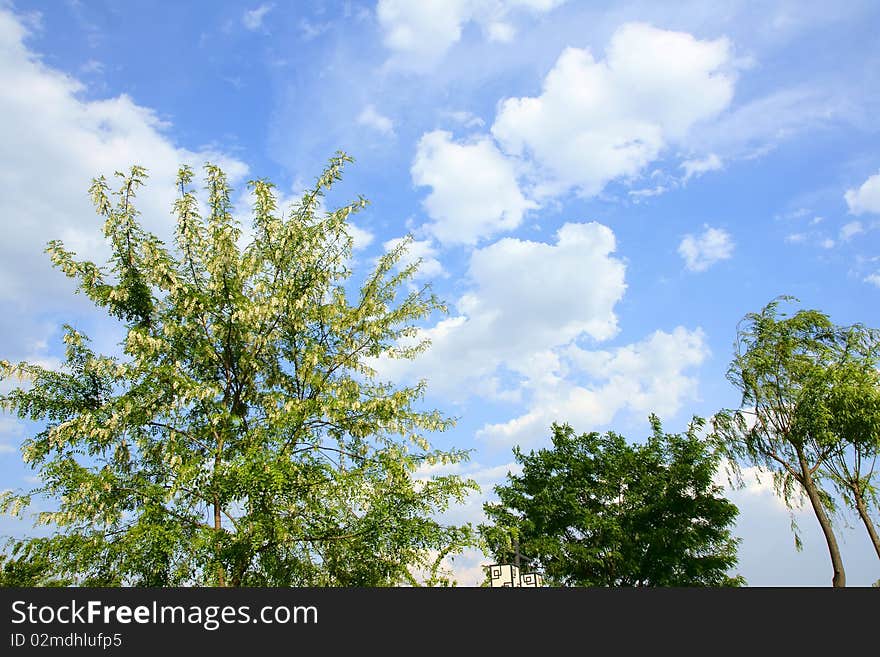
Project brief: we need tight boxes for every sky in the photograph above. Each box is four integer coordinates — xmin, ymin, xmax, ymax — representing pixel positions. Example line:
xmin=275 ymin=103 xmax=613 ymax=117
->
xmin=1 ymin=0 xmax=879 ymax=586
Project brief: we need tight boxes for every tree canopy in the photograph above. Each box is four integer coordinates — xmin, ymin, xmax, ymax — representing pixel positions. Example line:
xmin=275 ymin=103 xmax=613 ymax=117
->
xmin=807 ymin=325 xmax=880 ymax=560
xmin=480 ymin=417 xmax=743 ymax=587
xmin=712 ymin=296 xmax=880 ymax=586
xmin=0 ymin=154 xmax=476 ymax=586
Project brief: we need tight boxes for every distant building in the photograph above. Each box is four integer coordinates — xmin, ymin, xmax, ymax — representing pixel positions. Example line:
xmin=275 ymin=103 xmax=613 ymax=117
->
xmin=485 ymin=563 xmax=544 ymax=587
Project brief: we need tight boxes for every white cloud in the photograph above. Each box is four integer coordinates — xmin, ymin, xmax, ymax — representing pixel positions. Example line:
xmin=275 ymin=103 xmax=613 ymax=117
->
xmin=845 ymin=171 xmax=880 ymax=215
xmin=713 ymin=462 xmax=795 ymax=512
xmin=0 ymin=9 xmax=247 ymax=356
xmin=782 ymin=217 xmax=855 ymax=250
xmin=492 ymin=23 xmax=736 ymax=198
xmin=372 ymin=221 xmax=626 ymax=400
xmin=628 ymin=184 xmax=667 ymax=199
xmin=486 ymin=21 xmax=516 ymax=43
xmin=377 ymin=0 xmax=470 ymax=68
xmin=377 ymin=0 xmax=566 ymax=70
xmin=681 ymin=153 xmax=723 ymax=182
xmin=414 ymin=459 xmax=520 ymax=488
xmin=382 ymin=237 xmax=445 ymax=280
xmin=477 ymin=326 xmax=709 ymax=447
xmin=678 ymin=226 xmax=734 ymax=272
xmin=413 ymin=458 xmax=524 ymax=585
xmin=839 ymin=220 xmax=864 ymax=242
xmin=442 ymin=548 xmax=489 ymax=587
xmin=412 ymin=130 xmax=536 ymax=245
xmin=864 ymin=273 xmax=880 ymax=288
xmin=242 ymin=4 xmax=274 ymax=31
xmin=357 ymin=104 xmax=395 ymax=136
xmin=348 ymin=223 xmax=375 ymax=252
xmin=465 ymin=223 xmax=624 ymax=344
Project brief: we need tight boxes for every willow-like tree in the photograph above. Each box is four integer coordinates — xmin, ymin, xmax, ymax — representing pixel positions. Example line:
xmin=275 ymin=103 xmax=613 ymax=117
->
xmin=802 ymin=325 xmax=880 ymax=560
xmin=712 ymin=296 xmax=880 ymax=587
xmin=0 ymin=154 xmax=476 ymax=586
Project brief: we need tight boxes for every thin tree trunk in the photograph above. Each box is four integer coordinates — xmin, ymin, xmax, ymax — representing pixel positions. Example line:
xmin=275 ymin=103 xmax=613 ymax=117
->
xmin=214 ymin=495 xmax=225 ymax=587
xmin=798 ymin=450 xmax=846 ymax=587
xmin=213 ymin=436 xmax=226 ymax=587
xmin=855 ymin=493 xmax=880 ymax=560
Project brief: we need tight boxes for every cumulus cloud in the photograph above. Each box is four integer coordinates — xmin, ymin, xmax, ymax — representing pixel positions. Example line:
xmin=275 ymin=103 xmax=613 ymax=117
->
xmin=412 ymin=457 xmax=514 ymax=540
xmin=371 ymin=224 xmax=709 ymax=445
xmin=412 ymin=130 xmax=536 ymax=245
xmin=347 ymin=223 xmax=375 ymax=252
xmin=377 ymin=0 xmax=468 ymax=68
xmin=382 ymin=237 xmax=445 ymax=280
xmin=845 ymin=171 xmax=880 ymax=215
xmin=242 ymin=4 xmax=274 ymax=31
xmin=713 ymin=462 xmax=797 ymax=512
xmin=377 ymin=0 xmax=566 ymax=69
xmin=372 ymin=222 xmax=626 ymax=398
xmin=477 ymin=326 xmax=709 ymax=447
xmin=357 ymin=104 xmax=395 ymax=136
xmin=678 ymin=226 xmax=734 ymax=272
xmin=0 ymin=9 xmax=247 ymax=358
xmin=492 ymin=23 xmax=736 ymax=198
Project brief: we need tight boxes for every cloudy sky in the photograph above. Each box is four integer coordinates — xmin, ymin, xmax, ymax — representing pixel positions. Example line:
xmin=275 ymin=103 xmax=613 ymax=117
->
xmin=1 ymin=0 xmax=879 ymax=585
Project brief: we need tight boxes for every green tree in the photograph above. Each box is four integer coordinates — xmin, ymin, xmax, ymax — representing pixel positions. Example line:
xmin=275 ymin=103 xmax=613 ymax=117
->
xmin=0 ymin=154 xmax=476 ymax=586
xmin=712 ymin=296 xmax=872 ymax=587
xmin=799 ymin=325 xmax=880 ymax=560
xmin=0 ymin=549 xmax=68 ymax=587
xmin=480 ymin=416 xmax=743 ymax=587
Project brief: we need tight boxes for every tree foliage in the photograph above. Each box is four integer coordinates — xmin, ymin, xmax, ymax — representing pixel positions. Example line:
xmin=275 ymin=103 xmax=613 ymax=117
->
xmin=712 ymin=296 xmax=880 ymax=585
xmin=807 ymin=326 xmax=880 ymax=560
xmin=0 ymin=549 xmax=68 ymax=587
xmin=0 ymin=154 xmax=476 ymax=586
xmin=480 ymin=417 xmax=743 ymax=587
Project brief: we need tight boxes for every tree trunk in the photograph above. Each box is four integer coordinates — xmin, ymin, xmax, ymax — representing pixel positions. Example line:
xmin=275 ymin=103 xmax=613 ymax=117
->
xmin=213 ymin=433 xmax=226 ymax=587
xmin=214 ymin=495 xmax=226 ymax=587
xmin=798 ymin=450 xmax=846 ymax=587
xmin=855 ymin=493 xmax=880 ymax=560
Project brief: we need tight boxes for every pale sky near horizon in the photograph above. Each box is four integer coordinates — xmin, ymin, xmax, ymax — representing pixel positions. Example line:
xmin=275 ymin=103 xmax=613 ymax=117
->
xmin=1 ymin=0 xmax=879 ymax=585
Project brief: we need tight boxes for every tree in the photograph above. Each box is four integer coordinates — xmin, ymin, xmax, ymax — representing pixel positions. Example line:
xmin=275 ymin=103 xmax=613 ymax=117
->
xmin=0 ymin=154 xmax=476 ymax=586
xmin=0 ymin=549 xmax=67 ymax=587
xmin=711 ymin=296 xmax=877 ymax=587
xmin=480 ymin=417 xmax=743 ymax=587
xmin=800 ymin=325 xmax=880 ymax=560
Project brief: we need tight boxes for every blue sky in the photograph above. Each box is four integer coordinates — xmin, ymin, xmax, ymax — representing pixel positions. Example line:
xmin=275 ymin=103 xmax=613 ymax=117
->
xmin=1 ymin=0 xmax=880 ymax=585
